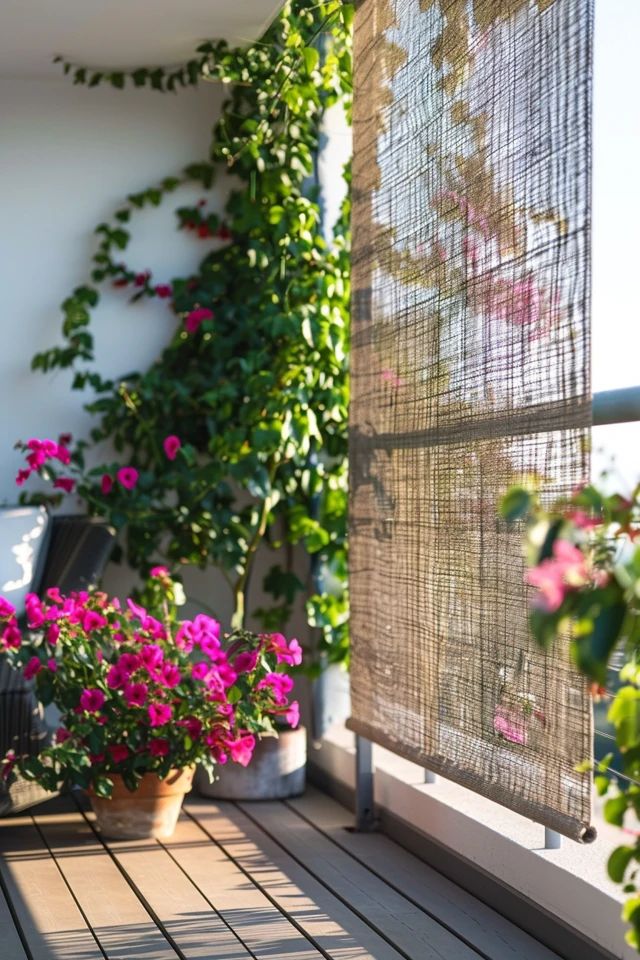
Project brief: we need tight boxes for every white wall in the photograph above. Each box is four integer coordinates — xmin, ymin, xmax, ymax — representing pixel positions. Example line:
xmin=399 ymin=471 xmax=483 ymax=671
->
xmin=0 ymin=74 xmax=226 ymax=504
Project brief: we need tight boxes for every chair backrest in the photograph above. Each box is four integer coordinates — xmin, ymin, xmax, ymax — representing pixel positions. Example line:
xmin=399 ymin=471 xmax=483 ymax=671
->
xmin=35 ymin=515 xmax=116 ymax=596
xmin=0 ymin=506 xmax=50 ymax=617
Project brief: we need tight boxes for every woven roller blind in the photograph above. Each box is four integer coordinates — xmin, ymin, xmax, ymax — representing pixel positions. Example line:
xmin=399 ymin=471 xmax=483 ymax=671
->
xmin=348 ymin=0 xmax=594 ymax=841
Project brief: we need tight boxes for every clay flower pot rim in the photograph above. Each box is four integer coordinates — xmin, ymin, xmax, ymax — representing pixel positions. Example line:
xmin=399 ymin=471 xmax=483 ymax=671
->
xmin=89 ymin=766 xmax=195 ymax=799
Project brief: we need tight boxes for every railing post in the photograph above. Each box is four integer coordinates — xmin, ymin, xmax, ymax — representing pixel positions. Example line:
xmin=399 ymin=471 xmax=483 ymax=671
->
xmin=355 ymin=735 xmax=376 ymax=831
xmin=544 ymin=827 xmax=562 ymax=849
xmin=424 ymin=769 xmax=437 ymax=784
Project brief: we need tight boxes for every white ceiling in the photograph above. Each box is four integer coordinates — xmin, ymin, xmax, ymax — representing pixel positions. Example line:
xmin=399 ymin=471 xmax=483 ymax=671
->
xmin=0 ymin=0 xmax=284 ymax=77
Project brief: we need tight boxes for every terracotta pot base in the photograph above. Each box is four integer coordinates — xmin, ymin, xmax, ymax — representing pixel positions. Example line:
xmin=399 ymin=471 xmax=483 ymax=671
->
xmin=90 ymin=767 xmax=194 ymax=839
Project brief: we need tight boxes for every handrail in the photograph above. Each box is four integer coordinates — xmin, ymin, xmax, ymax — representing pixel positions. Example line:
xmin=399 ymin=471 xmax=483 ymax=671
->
xmin=592 ymin=386 xmax=640 ymax=426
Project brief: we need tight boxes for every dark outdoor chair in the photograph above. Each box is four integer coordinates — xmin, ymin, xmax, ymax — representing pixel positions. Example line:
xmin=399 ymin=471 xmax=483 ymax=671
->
xmin=0 ymin=513 xmax=116 ymax=814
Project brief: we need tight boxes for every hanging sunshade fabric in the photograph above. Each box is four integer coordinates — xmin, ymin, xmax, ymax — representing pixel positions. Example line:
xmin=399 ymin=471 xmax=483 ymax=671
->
xmin=348 ymin=0 xmax=594 ymax=841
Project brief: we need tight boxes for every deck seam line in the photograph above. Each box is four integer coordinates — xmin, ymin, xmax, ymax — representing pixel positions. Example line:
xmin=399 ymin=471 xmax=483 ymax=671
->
xmin=183 ymin=805 xmax=334 ymax=960
xmin=235 ymin=800 xmax=462 ymax=960
xmin=0 ymin=844 xmax=33 ymax=960
xmin=156 ymin=830 xmax=259 ymax=960
xmin=283 ymin=798 xmax=515 ymax=960
xmin=30 ymin=811 xmax=109 ymax=960
xmin=70 ymin=791 xmax=186 ymax=960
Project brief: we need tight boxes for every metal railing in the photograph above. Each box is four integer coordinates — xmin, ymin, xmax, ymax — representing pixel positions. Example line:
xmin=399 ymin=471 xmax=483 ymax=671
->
xmin=355 ymin=386 xmax=640 ymax=845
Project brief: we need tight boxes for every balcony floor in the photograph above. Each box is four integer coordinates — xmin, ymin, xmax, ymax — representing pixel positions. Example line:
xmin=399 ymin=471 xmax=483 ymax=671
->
xmin=0 ymin=786 xmax=562 ymax=960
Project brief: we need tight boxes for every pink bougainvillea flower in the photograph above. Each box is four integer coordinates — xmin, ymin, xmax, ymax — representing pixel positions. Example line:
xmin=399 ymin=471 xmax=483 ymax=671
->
xmin=58 ymin=433 xmax=72 ymax=447
xmin=217 ymin=224 xmax=232 ymax=241
xmin=1 ymin=623 xmax=22 ymax=649
xmin=197 ymin=223 xmax=212 ymax=239
xmin=493 ymin=707 xmax=527 ymax=745
xmin=109 ymin=744 xmax=129 ymax=764
xmin=217 ymin=662 xmax=238 ymax=689
xmin=150 ymin=565 xmax=169 ymax=578
xmin=124 ymin=682 xmax=148 ymax=707
xmin=100 ymin=474 xmax=114 ymax=495
xmin=380 ymin=368 xmax=405 ymax=388
xmin=23 ymin=656 xmax=42 ymax=680
xmin=15 ymin=468 xmax=31 ymax=486
xmin=155 ymin=284 xmax=173 ymax=298
xmin=1 ymin=750 xmax=16 ymax=781
xmin=258 ymin=672 xmax=294 ymax=705
xmin=163 ymin=435 xmax=181 ymax=461
xmin=268 ymin=634 xmax=303 ymax=667
xmin=175 ymin=622 xmax=195 ymax=653
xmin=55 ymin=727 xmax=71 ymax=744
xmin=149 ymin=738 xmax=170 ymax=757
xmin=0 ymin=598 xmax=15 ymax=620
xmin=148 ymin=703 xmax=172 ymax=727
xmin=25 ymin=594 xmax=45 ymax=629
xmin=526 ymin=538 xmax=588 ymax=612
xmin=46 ymin=622 xmax=60 ymax=645
xmin=284 ymin=700 xmax=300 ymax=728
xmin=47 ymin=658 xmax=57 ymax=673
xmin=184 ymin=307 xmax=213 ymax=334
xmin=79 ymin=688 xmax=105 ymax=713
xmin=55 ymin=444 xmax=71 ymax=466
xmin=134 ymin=271 xmax=151 ymax=287
xmin=53 ymin=477 xmax=75 ymax=493
xmin=226 ymin=733 xmax=255 ymax=767
xmin=117 ymin=466 xmax=139 ymax=490
xmin=234 ymin=650 xmax=258 ymax=673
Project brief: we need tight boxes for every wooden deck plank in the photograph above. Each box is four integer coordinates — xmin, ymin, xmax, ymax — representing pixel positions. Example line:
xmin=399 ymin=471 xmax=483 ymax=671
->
xmin=188 ymin=797 xmax=429 ymax=960
xmin=236 ymin=798 xmax=483 ymax=960
xmin=0 ymin=879 xmax=29 ymax=960
xmin=288 ymin=789 xmax=561 ymax=960
xmin=0 ymin=812 xmax=103 ymax=960
xmin=89 ymin=809 xmax=253 ymax=960
xmin=165 ymin=812 xmax=328 ymax=960
xmin=34 ymin=795 xmax=180 ymax=960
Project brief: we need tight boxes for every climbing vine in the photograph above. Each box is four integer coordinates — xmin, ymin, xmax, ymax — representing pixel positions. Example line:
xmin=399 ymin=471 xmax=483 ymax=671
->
xmin=23 ymin=0 xmax=352 ymax=666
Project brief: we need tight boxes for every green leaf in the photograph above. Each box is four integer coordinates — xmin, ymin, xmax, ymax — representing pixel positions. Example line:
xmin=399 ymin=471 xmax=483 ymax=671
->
xmin=608 ymin=686 xmax=640 ymax=751
xmin=608 ymin=845 xmax=636 ymax=883
xmin=110 ymin=72 xmax=125 ymax=90
xmin=302 ymin=47 xmax=319 ymax=73
xmin=572 ymin=602 xmax=626 ymax=684
xmin=499 ymin=486 xmax=532 ymax=522
xmin=604 ymin=793 xmax=629 ymax=827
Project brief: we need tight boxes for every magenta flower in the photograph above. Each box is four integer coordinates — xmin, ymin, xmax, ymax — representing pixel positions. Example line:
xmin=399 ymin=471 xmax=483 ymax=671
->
xmin=1 ymin=623 xmax=22 ymax=649
xmin=258 ymin=672 xmax=294 ymax=705
xmin=140 ymin=644 xmax=164 ymax=672
xmin=148 ymin=703 xmax=172 ymax=727
xmin=155 ymin=284 xmax=173 ymax=299
xmin=46 ymin=623 xmax=60 ymax=645
xmin=47 ymin=658 xmax=57 ymax=673
xmin=79 ymin=688 xmax=105 ymax=713
xmin=52 ymin=477 xmax=75 ymax=494
xmin=117 ymin=467 xmax=139 ymax=490
xmin=82 ymin=609 xmax=108 ymax=632
xmin=106 ymin=665 xmax=127 ymax=689
xmin=101 ymin=474 xmax=113 ymax=495
xmin=109 ymin=744 xmax=129 ymax=764
xmin=184 ymin=307 xmax=213 ymax=334
xmin=234 ymin=650 xmax=258 ymax=673
xmin=0 ymin=598 xmax=16 ymax=619
xmin=55 ymin=444 xmax=71 ymax=466
xmin=268 ymin=634 xmax=303 ymax=667
xmin=178 ymin=716 xmax=202 ymax=740
xmin=117 ymin=652 xmax=141 ymax=674
xmin=191 ymin=661 xmax=210 ymax=681
xmin=23 ymin=656 xmax=42 ymax=680
xmin=163 ymin=435 xmax=181 ymax=460
xmin=150 ymin=565 xmax=169 ymax=578
xmin=217 ymin=662 xmax=238 ymax=688
xmin=55 ymin=727 xmax=71 ymax=744
xmin=15 ymin=468 xmax=31 ymax=486
xmin=149 ymin=738 xmax=170 ymax=757
xmin=226 ymin=733 xmax=255 ymax=767
xmin=124 ymin=682 xmax=148 ymax=707
xmin=175 ymin=623 xmax=195 ymax=652
xmin=284 ymin=700 xmax=300 ymax=728
xmin=160 ymin=662 xmax=181 ymax=688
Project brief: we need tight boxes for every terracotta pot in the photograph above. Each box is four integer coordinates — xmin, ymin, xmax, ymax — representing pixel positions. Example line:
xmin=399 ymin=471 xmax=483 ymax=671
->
xmin=89 ymin=767 xmax=194 ymax=840
xmin=195 ymin=726 xmax=306 ymax=801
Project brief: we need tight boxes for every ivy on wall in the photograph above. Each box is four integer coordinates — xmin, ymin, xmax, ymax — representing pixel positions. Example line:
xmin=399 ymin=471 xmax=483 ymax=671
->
xmin=25 ymin=0 xmax=352 ymax=665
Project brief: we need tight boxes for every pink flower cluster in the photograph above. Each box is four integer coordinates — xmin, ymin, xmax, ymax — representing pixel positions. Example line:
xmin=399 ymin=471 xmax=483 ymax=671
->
xmin=16 ymin=437 xmax=72 ymax=488
xmin=526 ymin=538 xmax=605 ymax=613
xmin=0 ymin=587 xmax=301 ymax=785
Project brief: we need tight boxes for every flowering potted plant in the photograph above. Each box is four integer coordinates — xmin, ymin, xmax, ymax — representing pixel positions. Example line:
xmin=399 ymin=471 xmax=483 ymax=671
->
xmin=0 ymin=569 xmax=301 ymax=839
xmin=500 ymin=482 xmax=640 ymax=951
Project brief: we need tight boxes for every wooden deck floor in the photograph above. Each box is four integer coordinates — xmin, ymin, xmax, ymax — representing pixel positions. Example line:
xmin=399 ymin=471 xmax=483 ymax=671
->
xmin=0 ymin=785 xmax=562 ymax=960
